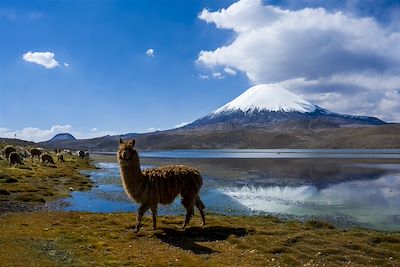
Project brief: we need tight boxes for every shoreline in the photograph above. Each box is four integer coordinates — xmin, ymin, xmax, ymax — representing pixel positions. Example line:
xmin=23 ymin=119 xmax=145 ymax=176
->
xmin=0 ymin=145 xmax=96 ymax=214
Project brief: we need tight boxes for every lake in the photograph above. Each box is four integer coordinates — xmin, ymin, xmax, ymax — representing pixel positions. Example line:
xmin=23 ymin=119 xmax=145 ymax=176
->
xmin=60 ymin=150 xmax=400 ymax=231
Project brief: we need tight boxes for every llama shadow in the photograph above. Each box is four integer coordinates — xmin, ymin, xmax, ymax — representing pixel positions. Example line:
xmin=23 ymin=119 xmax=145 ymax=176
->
xmin=154 ymin=226 xmax=248 ymax=254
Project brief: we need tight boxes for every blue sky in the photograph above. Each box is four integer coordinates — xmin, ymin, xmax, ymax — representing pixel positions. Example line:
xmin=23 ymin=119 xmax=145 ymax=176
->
xmin=1 ymin=0 xmax=399 ymax=141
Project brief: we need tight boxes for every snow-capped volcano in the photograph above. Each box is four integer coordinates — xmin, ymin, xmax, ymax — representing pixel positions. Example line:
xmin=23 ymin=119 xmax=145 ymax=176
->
xmin=182 ymin=84 xmax=386 ymax=130
xmin=213 ymin=84 xmax=316 ymax=114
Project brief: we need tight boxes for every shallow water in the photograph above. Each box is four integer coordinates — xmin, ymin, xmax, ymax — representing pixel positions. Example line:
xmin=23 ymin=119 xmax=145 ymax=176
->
xmin=63 ymin=151 xmax=400 ymax=231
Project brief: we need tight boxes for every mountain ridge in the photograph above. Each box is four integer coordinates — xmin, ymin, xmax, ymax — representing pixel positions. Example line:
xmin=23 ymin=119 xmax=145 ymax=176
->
xmin=36 ymin=84 xmax=397 ymax=150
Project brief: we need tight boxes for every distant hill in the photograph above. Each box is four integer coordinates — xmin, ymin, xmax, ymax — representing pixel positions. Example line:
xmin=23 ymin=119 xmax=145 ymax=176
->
xmin=48 ymin=133 xmax=76 ymax=142
xmin=0 ymin=138 xmax=37 ymax=147
xmin=39 ymin=135 xmax=125 ymax=151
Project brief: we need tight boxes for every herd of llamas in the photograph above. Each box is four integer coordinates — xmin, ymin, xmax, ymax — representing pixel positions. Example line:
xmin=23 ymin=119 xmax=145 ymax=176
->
xmin=1 ymin=144 xmax=89 ymax=167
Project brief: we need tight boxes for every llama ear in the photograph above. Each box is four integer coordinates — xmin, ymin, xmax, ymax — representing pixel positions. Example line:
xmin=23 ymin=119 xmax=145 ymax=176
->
xmin=131 ymin=139 xmax=136 ymax=147
xmin=119 ymin=138 xmax=123 ymax=144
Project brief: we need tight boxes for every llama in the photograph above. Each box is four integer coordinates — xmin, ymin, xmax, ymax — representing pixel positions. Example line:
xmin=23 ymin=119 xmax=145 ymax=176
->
xmin=4 ymin=145 xmax=16 ymax=160
xmin=57 ymin=153 xmax=64 ymax=162
xmin=30 ymin=148 xmax=42 ymax=162
xmin=9 ymin=152 xmax=23 ymax=167
xmin=117 ymin=139 xmax=206 ymax=232
xmin=77 ymin=150 xmax=85 ymax=159
xmin=41 ymin=154 xmax=55 ymax=165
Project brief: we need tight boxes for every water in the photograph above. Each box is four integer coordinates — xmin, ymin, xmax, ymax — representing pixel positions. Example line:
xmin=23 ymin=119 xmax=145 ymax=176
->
xmin=63 ymin=150 xmax=400 ymax=231
xmin=101 ymin=149 xmax=400 ymax=159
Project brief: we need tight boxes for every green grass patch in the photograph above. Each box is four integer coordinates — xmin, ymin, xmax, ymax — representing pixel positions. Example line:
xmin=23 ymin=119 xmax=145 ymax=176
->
xmin=0 ymin=212 xmax=398 ymax=266
xmin=0 ymin=144 xmax=95 ymax=204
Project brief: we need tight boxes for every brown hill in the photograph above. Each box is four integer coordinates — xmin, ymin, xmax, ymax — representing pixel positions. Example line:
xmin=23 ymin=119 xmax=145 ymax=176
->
xmin=35 ymin=124 xmax=400 ymax=151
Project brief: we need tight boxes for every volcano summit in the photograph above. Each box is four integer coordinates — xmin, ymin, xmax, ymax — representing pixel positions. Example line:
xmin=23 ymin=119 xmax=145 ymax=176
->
xmin=184 ymin=84 xmax=385 ymax=130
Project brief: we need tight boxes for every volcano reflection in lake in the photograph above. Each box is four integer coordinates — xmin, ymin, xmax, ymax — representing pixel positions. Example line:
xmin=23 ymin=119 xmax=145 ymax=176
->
xmin=63 ymin=155 xmax=400 ymax=231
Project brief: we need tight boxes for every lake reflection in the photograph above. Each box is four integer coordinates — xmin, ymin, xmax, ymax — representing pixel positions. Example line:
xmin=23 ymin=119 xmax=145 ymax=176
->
xmin=63 ymin=153 xmax=400 ymax=231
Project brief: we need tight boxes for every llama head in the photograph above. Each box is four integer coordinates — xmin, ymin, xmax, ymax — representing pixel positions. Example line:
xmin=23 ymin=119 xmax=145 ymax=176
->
xmin=118 ymin=139 xmax=136 ymax=163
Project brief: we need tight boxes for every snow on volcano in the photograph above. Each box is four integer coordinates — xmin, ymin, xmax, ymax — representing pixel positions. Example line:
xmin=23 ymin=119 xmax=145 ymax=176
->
xmin=212 ymin=84 xmax=316 ymax=114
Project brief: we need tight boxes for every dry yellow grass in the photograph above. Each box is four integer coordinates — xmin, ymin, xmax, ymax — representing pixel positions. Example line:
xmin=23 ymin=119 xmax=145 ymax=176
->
xmin=0 ymin=212 xmax=399 ymax=266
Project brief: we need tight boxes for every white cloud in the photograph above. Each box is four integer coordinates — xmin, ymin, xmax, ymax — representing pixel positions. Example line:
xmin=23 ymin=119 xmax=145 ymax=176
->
xmin=63 ymin=62 xmax=69 ymax=67
xmin=146 ymin=48 xmax=155 ymax=57
xmin=22 ymin=51 xmax=60 ymax=69
xmin=224 ymin=67 xmax=237 ymax=75
xmin=212 ymin=72 xmax=224 ymax=79
xmin=0 ymin=125 xmax=118 ymax=142
xmin=199 ymin=74 xmax=209 ymax=79
xmin=273 ymin=73 xmax=400 ymax=122
xmin=174 ymin=122 xmax=189 ymax=128
xmin=198 ymin=0 xmax=400 ymax=122
xmin=146 ymin=127 xmax=161 ymax=132
xmin=0 ymin=125 xmax=73 ymax=142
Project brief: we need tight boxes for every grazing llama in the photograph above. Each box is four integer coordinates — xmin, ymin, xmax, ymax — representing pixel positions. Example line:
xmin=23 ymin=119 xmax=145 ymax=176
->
xmin=117 ymin=139 xmax=206 ymax=232
xmin=9 ymin=152 xmax=23 ymax=167
xmin=30 ymin=148 xmax=42 ymax=162
xmin=57 ymin=153 xmax=64 ymax=162
xmin=41 ymin=154 xmax=55 ymax=165
xmin=77 ymin=150 xmax=85 ymax=159
xmin=4 ymin=145 xmax=16 ymax=160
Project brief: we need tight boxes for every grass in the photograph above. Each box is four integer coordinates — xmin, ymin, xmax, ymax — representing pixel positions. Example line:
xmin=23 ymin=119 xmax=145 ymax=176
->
xmin=0 ymin=212 xmax=399 ymax=266
xmin=0 ymin=147 xmax=95 ymax=204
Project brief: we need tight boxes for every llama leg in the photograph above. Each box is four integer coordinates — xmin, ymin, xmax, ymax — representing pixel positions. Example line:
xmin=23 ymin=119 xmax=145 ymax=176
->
xmin=151 ymin=206 xmax=157 ymax=230
xmin=181 ymin=198 xmax=195 ymax=229
xmin=195 ymin=195 xmax=206 ymax=226
xmin=134 ymin=204 xmax=149 ymax=233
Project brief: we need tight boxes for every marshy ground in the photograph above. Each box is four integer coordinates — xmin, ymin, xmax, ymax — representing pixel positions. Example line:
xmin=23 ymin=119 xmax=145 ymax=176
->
xmin=0 ymin=150 xmax=94 ymax=211
xmin=0 ymin=147 xmax=399 ymax=266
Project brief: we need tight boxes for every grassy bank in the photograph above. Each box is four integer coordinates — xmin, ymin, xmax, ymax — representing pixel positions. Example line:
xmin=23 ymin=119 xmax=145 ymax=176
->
xmin=0 ymin=151 xmax=95 ymax=205
xmin=0 ymin=212 xmax=399 ymax=266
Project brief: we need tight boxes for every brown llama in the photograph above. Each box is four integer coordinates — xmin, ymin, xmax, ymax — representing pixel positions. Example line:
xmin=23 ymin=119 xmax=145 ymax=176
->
xmin=9 ymin=152 xmax=24 ymax=167
xmin=4 ymin=145 xmax=16 ymax=160
xmin=117 ymin=139 xmax=206 ymax=232
xmin=30 ymin=148 xmax=42 ymax=162
xmin=41 ymin=154 xmax=55 ymax=165
xmin=57 ymin=153 xmax=64 ymax=162
xmin=78 ymin=150 xmax=85 ymax=159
